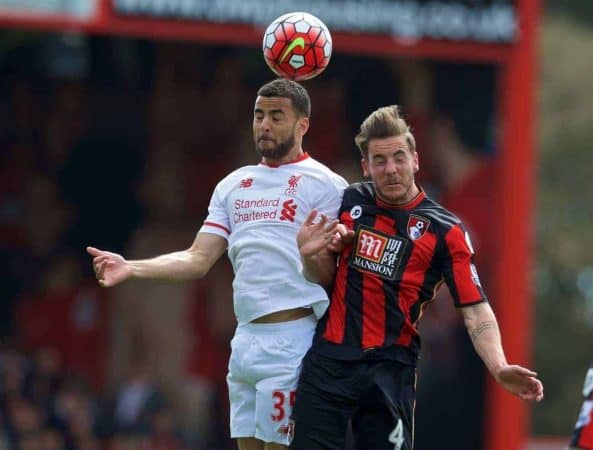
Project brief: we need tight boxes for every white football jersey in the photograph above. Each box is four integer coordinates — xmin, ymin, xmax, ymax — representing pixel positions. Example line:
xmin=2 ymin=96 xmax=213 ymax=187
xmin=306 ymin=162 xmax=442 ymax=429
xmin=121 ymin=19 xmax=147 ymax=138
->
xmin=199 ymin=153 xmax=348 ymax=324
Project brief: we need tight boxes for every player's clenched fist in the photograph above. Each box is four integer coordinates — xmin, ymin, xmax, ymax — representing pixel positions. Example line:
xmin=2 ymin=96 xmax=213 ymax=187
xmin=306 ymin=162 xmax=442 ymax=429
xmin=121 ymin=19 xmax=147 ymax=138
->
xmin=86 ymin=246 xmax=133 ymax=287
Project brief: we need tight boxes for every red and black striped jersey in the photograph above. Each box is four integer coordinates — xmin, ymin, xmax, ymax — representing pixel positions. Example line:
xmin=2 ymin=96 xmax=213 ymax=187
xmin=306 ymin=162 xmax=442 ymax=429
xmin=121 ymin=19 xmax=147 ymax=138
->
xmin=569 ymin=362 xmax=593 ymax=449
xmin=312 ymin=182 xmax=488 ymax=365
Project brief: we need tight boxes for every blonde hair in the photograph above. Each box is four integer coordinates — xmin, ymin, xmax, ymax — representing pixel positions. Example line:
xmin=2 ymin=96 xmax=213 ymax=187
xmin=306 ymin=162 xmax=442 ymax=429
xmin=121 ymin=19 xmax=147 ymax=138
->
xmin=355 ymin=105 xmax=416 ymax=159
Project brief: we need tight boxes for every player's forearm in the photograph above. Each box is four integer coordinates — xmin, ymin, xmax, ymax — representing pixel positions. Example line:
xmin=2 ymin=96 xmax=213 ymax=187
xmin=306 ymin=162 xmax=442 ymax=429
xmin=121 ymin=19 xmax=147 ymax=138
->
xmin=129 ymin=250 xmax=207 ymax=281
xmin=462 ymin=303 xmax=508 ymax=377
xmin=302 ymin=251 xmax=337 ymax=291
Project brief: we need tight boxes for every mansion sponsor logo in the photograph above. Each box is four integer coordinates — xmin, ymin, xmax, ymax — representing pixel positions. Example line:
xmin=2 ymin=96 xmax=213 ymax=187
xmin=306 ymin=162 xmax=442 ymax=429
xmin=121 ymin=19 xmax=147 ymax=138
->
xmin=349 ymin=225 xmax=407 ymax=280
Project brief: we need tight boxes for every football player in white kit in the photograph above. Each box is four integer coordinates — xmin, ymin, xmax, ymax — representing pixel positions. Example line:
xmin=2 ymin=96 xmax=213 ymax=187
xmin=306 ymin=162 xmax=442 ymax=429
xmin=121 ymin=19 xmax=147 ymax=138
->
xmin=87 ymin=79 xmax=348 ymax=450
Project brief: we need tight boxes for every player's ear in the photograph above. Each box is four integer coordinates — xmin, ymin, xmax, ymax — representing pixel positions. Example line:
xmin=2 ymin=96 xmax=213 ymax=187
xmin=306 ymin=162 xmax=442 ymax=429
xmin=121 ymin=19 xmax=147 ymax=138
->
xmin=413 ymin=150 xmax=419 ymax=173
xmin=361 ymin=158 xmax=370 ymax=178
xmin=297 ymin=116 xmax=310 ymax=137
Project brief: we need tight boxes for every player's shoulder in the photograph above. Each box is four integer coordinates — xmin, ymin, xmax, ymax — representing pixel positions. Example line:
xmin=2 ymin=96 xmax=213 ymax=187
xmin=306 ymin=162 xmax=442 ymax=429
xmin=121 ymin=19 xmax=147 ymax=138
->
xmin=343 ymin=181 xmax=374 ymax=202
xmin=414 ymin=194 xmax=463 ymax=231
xmin=297 ymin=155 xmax=348 ymax=189
xmin=213 ymin=165 xmax=259 ymax=193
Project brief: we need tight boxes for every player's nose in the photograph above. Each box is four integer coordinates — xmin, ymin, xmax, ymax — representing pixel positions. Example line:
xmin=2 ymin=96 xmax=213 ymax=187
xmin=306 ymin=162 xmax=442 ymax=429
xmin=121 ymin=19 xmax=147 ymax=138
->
xmin=385 ymin=158 xmax=398 ymax=174
xmin=259 ymin=115 xmax=273 ymax=131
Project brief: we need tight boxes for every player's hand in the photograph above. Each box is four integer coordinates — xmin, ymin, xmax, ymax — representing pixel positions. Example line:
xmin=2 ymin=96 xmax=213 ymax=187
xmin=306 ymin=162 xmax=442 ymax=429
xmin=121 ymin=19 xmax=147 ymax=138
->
xmin=297 ymin=210 xmax=339 ymax=258
xmin=87 ymin=246 xmax=133 ymax=287
xmin=328 ymin=223 xmax=355 ymax=253
xmin=494 ymin=365 xmax=544 ymax=402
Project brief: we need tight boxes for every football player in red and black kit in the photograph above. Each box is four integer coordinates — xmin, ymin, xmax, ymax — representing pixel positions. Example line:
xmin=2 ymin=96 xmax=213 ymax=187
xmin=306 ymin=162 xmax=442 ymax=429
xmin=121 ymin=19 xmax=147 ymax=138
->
xmin=290 ymin=105 xmax=544 ymax=450
xmin=568 ymin=362 xmax=593 ymax=449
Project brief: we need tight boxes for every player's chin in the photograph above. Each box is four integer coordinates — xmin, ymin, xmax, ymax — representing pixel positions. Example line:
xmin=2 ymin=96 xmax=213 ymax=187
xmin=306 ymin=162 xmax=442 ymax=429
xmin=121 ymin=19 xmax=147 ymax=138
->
xmin=257 ymin=141 xmax=275 ymax=150
xmin=379 ymin=185 xmax=405 ymax=203
xmin=256 ymin=145 xmax=278 ymax=158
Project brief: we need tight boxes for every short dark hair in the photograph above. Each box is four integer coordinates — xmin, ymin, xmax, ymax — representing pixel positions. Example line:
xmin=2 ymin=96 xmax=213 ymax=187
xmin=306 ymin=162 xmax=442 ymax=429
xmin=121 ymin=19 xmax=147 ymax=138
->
xmin=257 ymin=78 xmax=311 ymax=117
xmin=355 ymin=105 xmax=416 ymax=159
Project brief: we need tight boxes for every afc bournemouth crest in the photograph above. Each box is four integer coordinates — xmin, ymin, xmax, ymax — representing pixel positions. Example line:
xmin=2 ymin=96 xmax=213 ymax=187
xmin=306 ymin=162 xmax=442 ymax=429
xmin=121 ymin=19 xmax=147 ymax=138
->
xmin=407 ymin=215 xmax=430 ymax=241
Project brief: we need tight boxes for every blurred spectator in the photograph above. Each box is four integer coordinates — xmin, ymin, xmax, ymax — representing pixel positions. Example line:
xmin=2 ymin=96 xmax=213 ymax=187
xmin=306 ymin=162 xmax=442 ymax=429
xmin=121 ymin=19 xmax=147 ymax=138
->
xmin=139 ymin=408 xmax=184 ymax=450
xmin=58 ymin=85 xmax=144 ymax=254
xmin=25 ymin=349 xmax=62 ymax=412
xmin=43 ymin=81 xmax=88 ymax=176
xmin=17 ymin=431 xmax=43 ymax=450
xmin=16 ymin=254 xmax=108 ymax=392
xmin=0 ymin=77 xmax=52 ymax=336
xmin=0 ymin=349 xmax=28 ymax=400
xmin=305 ymin=77 xmax=350 ymax=170
xmin=5 ymin=397 xmax=45 ymax=444
xmin=40 ymin=428 xmax=65 ymax=450
xmin=103 ymin=362 xmax=164 ymax=436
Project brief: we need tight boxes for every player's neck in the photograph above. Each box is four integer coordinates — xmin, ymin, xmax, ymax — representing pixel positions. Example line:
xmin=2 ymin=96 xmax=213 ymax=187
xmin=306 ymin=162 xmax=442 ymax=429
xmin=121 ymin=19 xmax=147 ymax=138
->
xmin=262 ymin=148 xmax=306 ymax=166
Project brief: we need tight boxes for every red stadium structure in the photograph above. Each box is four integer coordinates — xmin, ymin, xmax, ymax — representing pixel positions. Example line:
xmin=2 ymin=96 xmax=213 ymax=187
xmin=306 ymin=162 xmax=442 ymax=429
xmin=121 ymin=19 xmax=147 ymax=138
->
xmin=0 ymin=1 xmax=540 ymax=448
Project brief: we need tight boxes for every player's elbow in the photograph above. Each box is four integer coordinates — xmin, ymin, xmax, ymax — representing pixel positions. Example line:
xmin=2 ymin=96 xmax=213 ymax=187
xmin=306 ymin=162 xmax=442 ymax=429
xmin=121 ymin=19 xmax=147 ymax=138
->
xmin=186 ymin=250 xmax=211 ymax=280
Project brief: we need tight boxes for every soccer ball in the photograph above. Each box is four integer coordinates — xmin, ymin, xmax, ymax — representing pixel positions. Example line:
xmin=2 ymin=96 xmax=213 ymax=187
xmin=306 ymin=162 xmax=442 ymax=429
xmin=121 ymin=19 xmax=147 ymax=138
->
xmin=262 ymin=12 xmax=332 ymax=81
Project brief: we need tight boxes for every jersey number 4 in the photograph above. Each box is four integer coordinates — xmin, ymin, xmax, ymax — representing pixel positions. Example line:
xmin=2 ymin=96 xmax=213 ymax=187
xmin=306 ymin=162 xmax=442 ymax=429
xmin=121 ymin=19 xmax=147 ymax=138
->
xmin=389 ymin=419 xmax=405 ymax=450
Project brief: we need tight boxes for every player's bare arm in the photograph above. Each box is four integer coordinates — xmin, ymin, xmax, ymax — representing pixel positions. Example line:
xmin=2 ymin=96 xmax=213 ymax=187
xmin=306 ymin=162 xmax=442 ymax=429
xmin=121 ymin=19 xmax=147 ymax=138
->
xmin=460 ymin=302 xmax=544 ymax=402
xmin=297 ymin=209 xmax=339 ymax=290
xmin=87 ymin=232 xmax=227 ymax=287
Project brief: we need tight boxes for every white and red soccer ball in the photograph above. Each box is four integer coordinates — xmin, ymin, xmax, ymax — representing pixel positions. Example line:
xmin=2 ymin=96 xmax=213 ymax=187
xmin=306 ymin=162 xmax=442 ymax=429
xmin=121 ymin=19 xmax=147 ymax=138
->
xmin=262 ymin=12 xmax=332 ymax=81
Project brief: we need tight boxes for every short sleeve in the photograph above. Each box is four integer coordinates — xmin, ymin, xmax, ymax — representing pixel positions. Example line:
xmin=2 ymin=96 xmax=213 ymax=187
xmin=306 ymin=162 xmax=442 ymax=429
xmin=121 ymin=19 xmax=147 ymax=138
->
xmin=312 ymin=174 xmax=348 ymax=220
xmin=199 ymin=185 xmax=231 ymax=240
xmin=442 ymin=223 xmax=488 ymax=307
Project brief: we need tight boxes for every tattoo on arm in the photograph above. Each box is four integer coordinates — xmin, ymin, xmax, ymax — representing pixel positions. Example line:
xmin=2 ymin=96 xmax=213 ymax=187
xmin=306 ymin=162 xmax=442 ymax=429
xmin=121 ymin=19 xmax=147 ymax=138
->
xmin=469 ymin=321 xmax=498 ymax=342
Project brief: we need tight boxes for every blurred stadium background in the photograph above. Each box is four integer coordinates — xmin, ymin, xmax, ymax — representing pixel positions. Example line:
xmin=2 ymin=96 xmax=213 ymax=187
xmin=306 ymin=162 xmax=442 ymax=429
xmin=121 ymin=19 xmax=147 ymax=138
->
xmin=0 ymin=1 xmax=592 ymax=449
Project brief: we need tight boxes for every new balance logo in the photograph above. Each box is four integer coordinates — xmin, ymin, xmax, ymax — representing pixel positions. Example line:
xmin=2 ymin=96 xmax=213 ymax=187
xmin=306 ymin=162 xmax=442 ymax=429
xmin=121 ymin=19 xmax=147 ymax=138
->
xmin=240 ymin=178 xmax=253 ymax=188
xmin=280 ymin=199 xmax=297 ymax=222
